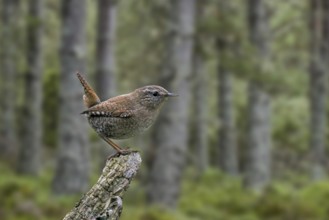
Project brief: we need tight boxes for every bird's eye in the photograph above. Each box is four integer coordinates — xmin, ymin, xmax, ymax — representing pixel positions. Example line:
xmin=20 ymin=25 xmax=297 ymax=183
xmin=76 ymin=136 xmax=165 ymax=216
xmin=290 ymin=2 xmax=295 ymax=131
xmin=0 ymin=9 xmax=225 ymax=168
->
xmin=152 ymin=91 xmax=159 ymax=97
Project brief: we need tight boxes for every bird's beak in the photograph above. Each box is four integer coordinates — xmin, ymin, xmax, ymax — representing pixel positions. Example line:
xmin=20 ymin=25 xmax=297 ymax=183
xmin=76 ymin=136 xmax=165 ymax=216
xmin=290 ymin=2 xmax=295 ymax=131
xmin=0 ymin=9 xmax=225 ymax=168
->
xmin=166 ymin=92 xmax=178 ymax=97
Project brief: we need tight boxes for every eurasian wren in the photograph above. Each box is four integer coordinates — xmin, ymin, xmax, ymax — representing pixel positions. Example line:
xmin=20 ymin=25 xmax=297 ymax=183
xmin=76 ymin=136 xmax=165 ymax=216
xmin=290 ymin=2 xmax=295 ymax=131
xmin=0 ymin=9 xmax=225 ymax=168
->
xmin=76 ymin=72 xmax=177 ymax=154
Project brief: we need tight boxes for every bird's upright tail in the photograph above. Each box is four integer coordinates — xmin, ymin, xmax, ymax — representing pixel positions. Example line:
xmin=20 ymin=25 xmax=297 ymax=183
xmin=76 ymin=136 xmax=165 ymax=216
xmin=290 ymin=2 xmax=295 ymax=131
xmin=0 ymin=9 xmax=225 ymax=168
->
xmin=76 ymin=72 xmax=101 ymax=108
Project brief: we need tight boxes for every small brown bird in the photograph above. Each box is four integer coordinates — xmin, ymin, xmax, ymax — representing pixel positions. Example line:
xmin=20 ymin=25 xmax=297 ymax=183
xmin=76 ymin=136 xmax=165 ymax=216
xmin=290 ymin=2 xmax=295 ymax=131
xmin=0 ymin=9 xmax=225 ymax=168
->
xmin=76 ymin=72 xmax=177 ymax=154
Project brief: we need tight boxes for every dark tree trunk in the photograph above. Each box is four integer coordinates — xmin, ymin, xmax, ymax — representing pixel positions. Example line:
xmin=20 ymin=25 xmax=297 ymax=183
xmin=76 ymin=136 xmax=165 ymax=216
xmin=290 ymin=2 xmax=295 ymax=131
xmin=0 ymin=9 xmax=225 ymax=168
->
xmin=216 ymin=0 xmax=238 ymax=176
xmin=95 ymin=0 xmax=117 ymax=100
xmin=192 ymin=52 xmax=208 ymax=173
xmin=147 ymin=0 xmax=196 ymax=209
xmin=218 ymin=67 xmax=238 ymax=175
xmin=52 ymin=0 xmax=90 ymax=194
xmin=0 ymin=0 xmax=20 ymax=159
xmin=212 ymin=0 xmax=239 ymax=176
xmin=244 ymin=0 xmax=272 ymax=190
xmin=309 ymin=0 xmax=328 ymax=180
xmin=188 ymin=0 xmax=208 ymax=174
xmin=95 ymin=0 xmax=118 ymax=169
xmin=17 ymin=0 xmax=44 ymax=175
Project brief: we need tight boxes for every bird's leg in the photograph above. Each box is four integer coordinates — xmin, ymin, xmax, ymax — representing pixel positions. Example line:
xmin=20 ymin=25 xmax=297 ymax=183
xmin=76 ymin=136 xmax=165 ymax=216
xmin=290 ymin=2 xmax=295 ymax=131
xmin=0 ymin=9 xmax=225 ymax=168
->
xmin=98 ymin=134 xmax=134 ymax=158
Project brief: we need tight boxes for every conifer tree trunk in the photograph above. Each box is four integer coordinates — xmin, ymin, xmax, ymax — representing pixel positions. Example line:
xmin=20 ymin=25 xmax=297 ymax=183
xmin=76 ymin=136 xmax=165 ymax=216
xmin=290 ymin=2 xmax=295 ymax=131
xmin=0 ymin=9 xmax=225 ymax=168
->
xmin=309 ymin=0 xmax=328 ymax=180
xmin=95 ymin=0 xmax=118 ymax=168
xmin=218 ymin=66 xmax=238 ymax=175
xmin=244 ymin=0 xmax=272 ymax=190
xmin=216 ymin=0 xmax=238 ymax=175
xmin=17 ymin=0 xmax=44 ymax=175
xmin=190 ymin=1 xmax=208 ymax=174
xmin=52 ymin=0 xmax=90 ymax=194
xmin=147 ymin=0 xmax=196 ymax=209
xmin=95 ymin=0 xmax=117 ymax=100
xmin=192 ymin=52 xmax=208 ymax=173
xmin=0 ymin=0 xmax=19 ymax=158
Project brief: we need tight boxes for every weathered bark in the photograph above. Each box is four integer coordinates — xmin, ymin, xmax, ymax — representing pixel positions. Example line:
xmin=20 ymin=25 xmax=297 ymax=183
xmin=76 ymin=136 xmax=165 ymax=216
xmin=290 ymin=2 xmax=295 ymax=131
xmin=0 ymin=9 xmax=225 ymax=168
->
xmin=17 ymin=0 xmax=44 ymax=175
xmin=95 ymin=0 xmax=117 ymax=100
xmin=191 ymin=53 xmax=208 ymax=173
xmin=0 ymin=0 xmax=19 ymax=158
xmin=63 ymin=153 xmax=141 ymax=220
xmin=52 ymin=0 xmax=90 ymax=194
xmin=244 ymin=0 xmax=272 ymax=190
xmin=309 ymin=0 xmax=328 ymax=180
xmin=218 ymin=68 xmax=238 ymax=175
xmin=147 ymin=0 xmax=196 ymax=208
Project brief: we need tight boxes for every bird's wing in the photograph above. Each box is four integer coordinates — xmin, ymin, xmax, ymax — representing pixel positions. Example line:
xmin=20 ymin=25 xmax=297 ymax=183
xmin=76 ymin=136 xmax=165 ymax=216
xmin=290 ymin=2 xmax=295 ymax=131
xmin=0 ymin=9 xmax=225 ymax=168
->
xmin=81 ymin=97 xmax=134 ymax=118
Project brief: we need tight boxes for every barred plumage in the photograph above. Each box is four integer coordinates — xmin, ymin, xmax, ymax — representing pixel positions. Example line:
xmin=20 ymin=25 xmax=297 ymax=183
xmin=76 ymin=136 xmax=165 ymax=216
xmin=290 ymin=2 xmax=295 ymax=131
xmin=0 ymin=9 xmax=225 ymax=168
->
xmin=77 ymin=72 xmax=177 ymax=154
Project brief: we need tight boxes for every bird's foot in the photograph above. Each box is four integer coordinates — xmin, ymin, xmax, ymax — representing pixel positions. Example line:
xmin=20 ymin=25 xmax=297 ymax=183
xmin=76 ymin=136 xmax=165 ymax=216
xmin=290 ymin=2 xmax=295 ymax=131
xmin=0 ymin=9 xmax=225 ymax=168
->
xmin=107 ymin=148 xmax=139 ymax=160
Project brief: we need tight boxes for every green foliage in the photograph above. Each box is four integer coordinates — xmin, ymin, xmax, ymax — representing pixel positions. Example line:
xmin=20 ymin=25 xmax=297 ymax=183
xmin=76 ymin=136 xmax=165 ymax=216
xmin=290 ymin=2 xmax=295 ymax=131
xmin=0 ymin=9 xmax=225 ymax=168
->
xmin=0 ymin=164 xmax=78 ymax=220
xmin=42 ymin=70 xmax=59 ymax=148
xmin=180 ymin=169 xmax=258 ymax=220
xmin=255 ymin=182 xmax=329 ymax=220
xmin=122 ymin=206 xmax=193 ymax=220
xmin=299 ymin=181 xmax=329 ymax=218
xmin=180 ymin=170 xmax=329 ymax=220
xmin=272 ymin=96 xmax=309 ymax=152
xmin=3 ymin=165 xmax=329 ymax=220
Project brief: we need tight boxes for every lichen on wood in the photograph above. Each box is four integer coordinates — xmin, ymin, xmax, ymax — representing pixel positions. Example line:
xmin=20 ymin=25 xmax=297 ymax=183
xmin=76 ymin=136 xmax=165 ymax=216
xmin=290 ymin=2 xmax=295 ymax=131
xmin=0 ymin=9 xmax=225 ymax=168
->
xmin=63 ymin=152 xmax=142 ymax=220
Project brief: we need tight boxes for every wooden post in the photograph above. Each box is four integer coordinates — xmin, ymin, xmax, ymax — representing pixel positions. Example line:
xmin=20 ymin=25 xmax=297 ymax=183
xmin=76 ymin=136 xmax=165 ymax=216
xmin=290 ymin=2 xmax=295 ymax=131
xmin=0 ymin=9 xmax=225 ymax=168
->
xmin=63 ymin=152 xmax=142 ymax=220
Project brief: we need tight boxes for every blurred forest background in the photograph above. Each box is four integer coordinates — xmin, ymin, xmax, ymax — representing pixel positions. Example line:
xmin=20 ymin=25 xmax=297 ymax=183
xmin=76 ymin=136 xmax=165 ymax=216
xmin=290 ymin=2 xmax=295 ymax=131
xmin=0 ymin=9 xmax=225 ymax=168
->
xmin=1 ymin=0 xmax=329 ymax=219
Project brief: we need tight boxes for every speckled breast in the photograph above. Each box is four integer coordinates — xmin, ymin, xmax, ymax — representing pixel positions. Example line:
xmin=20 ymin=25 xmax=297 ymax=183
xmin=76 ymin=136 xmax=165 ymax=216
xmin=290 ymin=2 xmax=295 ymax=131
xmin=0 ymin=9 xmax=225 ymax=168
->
xmin=87 ymin=115 xmax=155 ymax=139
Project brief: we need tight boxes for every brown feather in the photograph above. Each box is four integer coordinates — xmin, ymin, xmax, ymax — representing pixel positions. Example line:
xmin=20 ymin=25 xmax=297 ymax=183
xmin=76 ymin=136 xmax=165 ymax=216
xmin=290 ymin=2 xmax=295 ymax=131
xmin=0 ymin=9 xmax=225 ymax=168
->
xmin=76 ymin=72 xmax=101 ymax=108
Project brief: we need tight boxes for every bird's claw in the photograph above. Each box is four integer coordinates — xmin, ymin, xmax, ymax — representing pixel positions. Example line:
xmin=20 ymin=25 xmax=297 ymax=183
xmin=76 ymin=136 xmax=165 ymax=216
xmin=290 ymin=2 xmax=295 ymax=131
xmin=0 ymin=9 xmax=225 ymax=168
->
xmin=107 ymin=148 xmax=139 ymax=160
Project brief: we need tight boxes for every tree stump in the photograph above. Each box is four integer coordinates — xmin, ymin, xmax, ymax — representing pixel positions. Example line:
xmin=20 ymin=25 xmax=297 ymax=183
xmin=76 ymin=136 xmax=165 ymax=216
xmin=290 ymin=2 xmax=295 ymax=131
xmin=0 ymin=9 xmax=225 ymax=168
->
xmin=63 ymin=152 xmax=142 ymax=220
